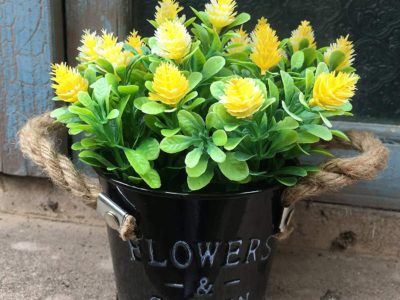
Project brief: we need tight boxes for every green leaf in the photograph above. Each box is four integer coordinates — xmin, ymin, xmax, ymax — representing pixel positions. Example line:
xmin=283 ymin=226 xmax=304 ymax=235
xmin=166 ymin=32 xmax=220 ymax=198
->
xmin=186 ymin=155 xmax=208 ymax=177
xmin=68 ymin=106 xmax=96 ymax=119
xmin=302 ymin=124 xmax=333 ymax=141
xmin=291 ymin=51 xmax=304 ymax=70
xmin=185 ymin=147 xmax=203 ymax=168
xmin=91 ymin=77 xmax=110 ymax=105
xmin=226 ymin=13 xmax=251 ymax=29
xmin=184 ymin=97 xmax=205 ymax=110
xmin=319 ymin=112 xmax=332 ymax=128
xmin=202 ymin=56 xmax=226 ymax=80
xmin=115 ymin=65 xmax=127 ymax=81
xmin=297 ymin=131 xmax=320 ymax=144
xmin=141 ymin=101 xmax=167 ymax=115
xmin=305 ymin=69 xmax=315 ymax=94
xmin=298 ymin=92 xmax=309 ymax=109
xmin=218 ymin=153 xmax=249 ymax=181
xmin=210 ymin=81 xmax=225 ymax=100
xmin=178 ymin=110 xmax=204 ymax=136
xmin=328 ymin=50 xmax=345 ymax=71
xmin=282 ymin=101 xmax=303 ymax=121
xmin=79 ymin=151 xmax=117 ymax=169
xmin=160 ymin=135 xmax=193 ymax=153
xmin=270 ymin=117 xmax=299 ymax=131
xmin=280 ymin=71 xmax=295 ymax=104
xmin=302 ymin=48 xmax=317 ymax=67
xmin=188 ymin=72 xmax=203 ymax=90
xmin=118 ymin=85 xmax=139 ymax=95
xmin=80 ymin=138 xmax=104 ymax=148
xmin=84 ymin=68 xmax=96 ymax=84
xmin=267 ymin=130 xmax=298 ymax=156
xmin=141 ymin=169 xmax=161 ymax=189
xmin=161 ymin=128 xmax=180 ymax=137
xmin=224 ymin=136 xmax=246 ymax=150
xmin=124 ymin=149 xmax=150 ymax=175
xmin=275 ymin=176 xmax=297 ymax=186
xmin=77 ymin=91 xmax=93 ymax=107
xmin=190 ymin=7 xmax=211 ymax=27
xmin=96 ymin=58 xmax=114 ymax=73
xmin=311 ymin=147 xmax=335 ymax=157
xmin=187 ymin=165 xmax=214 ymax=191
xmin=107 ymin=109 xmax=119 ymax=120
xmin=234 ymin=152 xmax=255 ymax=161
xmin=316 ymin=62 xmax=329 ymax=77
xmin=271 ymin=166 xmax=308 ymax=177
xmin=212 ymin=130 xmax=227 ymax=146
xmin=331 ymin=129 xmax=350 ymax=142
xmin=137 ymin=138 xmax=160 ymax=161
xmin=207 ymin=143 xmax=226 ymax=163
xmin=133 ymin=97 xmax=149 ymax=109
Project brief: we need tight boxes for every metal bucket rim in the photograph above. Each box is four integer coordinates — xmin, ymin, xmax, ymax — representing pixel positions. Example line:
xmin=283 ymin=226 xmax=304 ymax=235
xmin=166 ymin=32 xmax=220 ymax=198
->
xmin=96 ymin=168 xmax=281 ymax=200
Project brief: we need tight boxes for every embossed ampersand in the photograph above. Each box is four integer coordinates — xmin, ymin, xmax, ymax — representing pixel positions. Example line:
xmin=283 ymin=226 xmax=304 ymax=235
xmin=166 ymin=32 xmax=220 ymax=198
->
xmin=196 ymin=277 xmax=213 ymax=296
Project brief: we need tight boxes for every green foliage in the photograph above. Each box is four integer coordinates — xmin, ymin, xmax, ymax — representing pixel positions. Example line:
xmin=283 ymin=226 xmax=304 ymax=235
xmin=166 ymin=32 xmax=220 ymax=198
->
xmin=50 ymin=1 xmax=358 ymax=192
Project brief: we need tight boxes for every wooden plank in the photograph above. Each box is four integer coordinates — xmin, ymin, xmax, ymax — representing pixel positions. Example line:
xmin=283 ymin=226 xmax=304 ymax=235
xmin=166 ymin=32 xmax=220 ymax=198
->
xmin=302 ymin=122 xmax=400 ymax=210
xmin=0 ymin=0 xmax=65 ymax=176
xmin=64 ymin=0 xmax=133 ymax=175
xmin=65 ymin=0 xmax=133 ymax=66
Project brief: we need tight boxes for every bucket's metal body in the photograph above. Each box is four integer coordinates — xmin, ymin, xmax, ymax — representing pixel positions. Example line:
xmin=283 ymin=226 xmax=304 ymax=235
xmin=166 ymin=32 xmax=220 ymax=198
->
xmin=98 ymin=174 xmax=285 ymax=300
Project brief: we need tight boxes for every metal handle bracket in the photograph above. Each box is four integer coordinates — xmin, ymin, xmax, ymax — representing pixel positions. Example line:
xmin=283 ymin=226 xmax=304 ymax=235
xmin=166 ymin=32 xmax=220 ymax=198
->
xmin=97 ymin=193 xmax=129 ymax=231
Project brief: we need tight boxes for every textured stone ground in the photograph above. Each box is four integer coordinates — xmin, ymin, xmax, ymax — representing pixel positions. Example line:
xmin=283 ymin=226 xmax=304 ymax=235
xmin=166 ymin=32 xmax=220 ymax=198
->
xmin=1 ymin=212 xmax=400 ymax=300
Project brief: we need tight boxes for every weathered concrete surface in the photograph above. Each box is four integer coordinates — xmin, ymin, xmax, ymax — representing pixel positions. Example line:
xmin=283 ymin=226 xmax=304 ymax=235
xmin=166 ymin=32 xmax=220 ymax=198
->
xmin=1 ymin=213 xmax=400 ymax=300
xmin=0 ymin=213 xmax=114 ymax=300
xmin=0 ymin=174 xmax=101 ymax=225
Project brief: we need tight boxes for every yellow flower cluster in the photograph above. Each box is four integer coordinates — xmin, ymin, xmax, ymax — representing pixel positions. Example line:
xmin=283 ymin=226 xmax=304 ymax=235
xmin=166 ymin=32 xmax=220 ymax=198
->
xmin=227 ymin=27 xmax=250 ymax=53
xmin=309 ymin=72 xmax=359 ymax=110
xmin=149 ymin=62 xmax=189 ymax=106
xmin=250 ymin=18 xmax=282 ymax=75
xmin=51 ymin=63 xmax=88 ymax=103
xmin=220 ymin=77 xmax=265 ymax=118
xmin=155 ymin=0 xmax=184 ymax=26
xmin=154 ymin=20 xmax=191 ymax=62
xmin=290 ymin=20 xmax=316 ymax=52
xmin=324 ymin=35 xmax=355 ymax=71
xmin=78 ymin=30 xmax=142 ymax=66
xmin=205 ymin=0 xmax=237 ymax=33
xmin=126 ymin=30 xmax=143 ymax=55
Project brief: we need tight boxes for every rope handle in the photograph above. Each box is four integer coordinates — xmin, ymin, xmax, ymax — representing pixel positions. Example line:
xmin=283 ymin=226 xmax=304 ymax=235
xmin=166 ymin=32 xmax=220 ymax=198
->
xmin=18 ymin=112 xmax=389 ymax=241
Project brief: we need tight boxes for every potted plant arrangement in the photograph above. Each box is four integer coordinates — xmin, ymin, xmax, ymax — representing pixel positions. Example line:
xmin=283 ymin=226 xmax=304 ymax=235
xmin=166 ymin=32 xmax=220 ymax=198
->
xmin=19 ymin=0 xmax=388 ymax=299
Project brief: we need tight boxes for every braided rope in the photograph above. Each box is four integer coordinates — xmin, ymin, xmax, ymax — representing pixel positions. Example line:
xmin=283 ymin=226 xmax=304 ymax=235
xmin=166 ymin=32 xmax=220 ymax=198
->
xmin=19 ymin=113 xmax=388 ymax=241
xmin=282 ymin=130 xmax=389 ymax=206
xmin=18 ymin=113 xmax=136 ymax=241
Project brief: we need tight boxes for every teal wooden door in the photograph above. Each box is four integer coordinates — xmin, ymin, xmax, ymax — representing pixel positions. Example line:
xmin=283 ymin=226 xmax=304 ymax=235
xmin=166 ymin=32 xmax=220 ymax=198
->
xmin=0 ymin=0 xmax=64 ymax=176
xmin=0 ymin=0 xmax=132 ymax=176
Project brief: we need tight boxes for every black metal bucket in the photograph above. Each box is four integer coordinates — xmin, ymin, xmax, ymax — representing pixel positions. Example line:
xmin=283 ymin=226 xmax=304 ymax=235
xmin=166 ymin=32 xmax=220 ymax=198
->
xmin=98 ymin=174 xmax=285 ymax=300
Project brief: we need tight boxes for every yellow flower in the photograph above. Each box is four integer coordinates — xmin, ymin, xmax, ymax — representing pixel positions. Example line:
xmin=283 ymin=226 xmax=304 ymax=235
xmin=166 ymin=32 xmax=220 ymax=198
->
xmin=155 ymin=0 xmax=183 ymax=26
xmin=98 ymin=30 xmax=127 ymax=66
xmin=227 ymin=26 xmax=250 ymax=53
xmin=290 ymin=20 xmax=316 ymax=52
xmin=250 ymin=18 xmax=282 ymax=75
xmin=324 ymin=35 xmax=355 ymax=71
xmin=154 ymin=20 xmax=191 ymax=61
xmin=205 ymin=0 xmax=237 ymax=33
xmin=78 ymin=30 xmax=101 ymax=62
xmin=126 ymin=30 xmax=143 ymax=55
xmin=148 ymin=62 xmax=189 ymax=106
xmin=220 ymin=77 xmax=265 ymax=118
xmin=51 ymin=63 xmax=88 ymax=103
xmin=78 ymin=30 xmax=132 ymax=66
xmin=309 ymin=72 xmax=359 ymax=110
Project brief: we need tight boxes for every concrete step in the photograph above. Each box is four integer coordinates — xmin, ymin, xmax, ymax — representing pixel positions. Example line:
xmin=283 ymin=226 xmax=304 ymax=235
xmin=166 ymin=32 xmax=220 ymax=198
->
xmin=2 ymin=174 xmax=400 ymax=299
xmin=1 ymin=213 xmax=400 ymax=300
